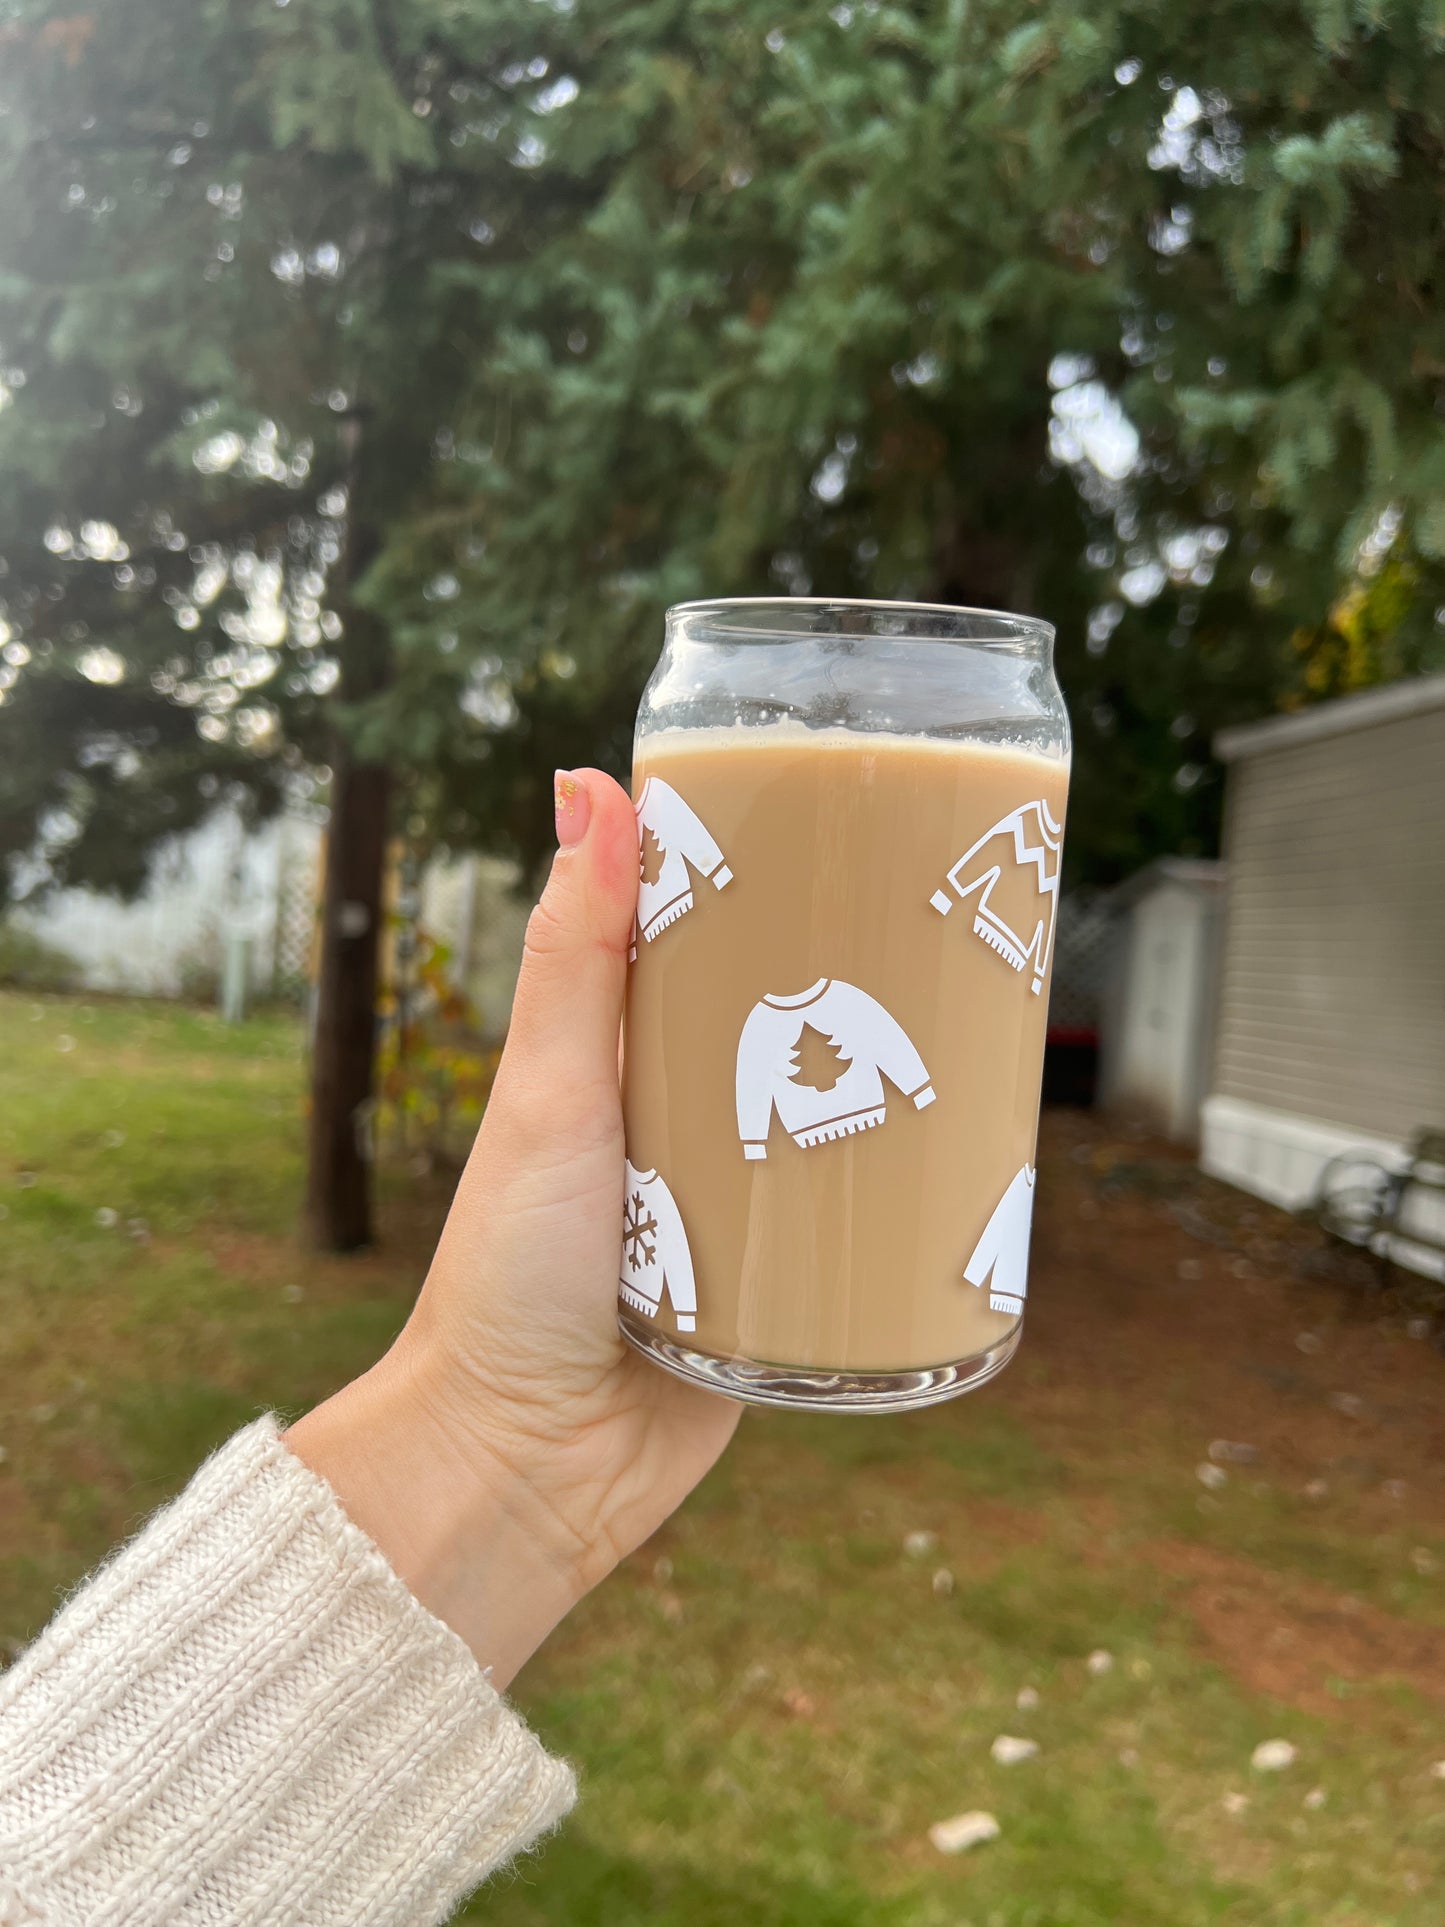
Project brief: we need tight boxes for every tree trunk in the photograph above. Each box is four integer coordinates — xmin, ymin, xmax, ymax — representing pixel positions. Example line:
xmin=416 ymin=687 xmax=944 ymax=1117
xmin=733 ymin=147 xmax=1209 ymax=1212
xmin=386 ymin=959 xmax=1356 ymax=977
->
xmin=932 ymin=405 xmax=1050 ymax=614
xmin=304 ymin=743 xmax=391 ymax=1250
xmin=304 ymin=409 xmax=393 ymax=1252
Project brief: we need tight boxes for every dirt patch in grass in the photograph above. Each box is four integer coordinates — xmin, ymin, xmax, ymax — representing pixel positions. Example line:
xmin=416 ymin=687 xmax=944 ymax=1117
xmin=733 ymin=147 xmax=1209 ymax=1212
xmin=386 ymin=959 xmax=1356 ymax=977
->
xmin=1147 ymin=1537 xmax=1445 ymax=1718
xmin=1020 ymin=1113 xmax=1445 ymax=1522
xmin=199 ymin=1219 xmax=428 ymax=1303
xmin=205 ymin=1232 xmax=302 ymax=1282
xmin=938 ymin=1491 xmax=1049 ymax=1552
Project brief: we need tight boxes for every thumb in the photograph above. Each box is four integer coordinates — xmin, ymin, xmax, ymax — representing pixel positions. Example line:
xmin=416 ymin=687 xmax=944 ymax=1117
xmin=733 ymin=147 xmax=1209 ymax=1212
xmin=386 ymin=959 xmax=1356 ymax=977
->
xmin=491 ymin=768 xmax=638 ymax=1126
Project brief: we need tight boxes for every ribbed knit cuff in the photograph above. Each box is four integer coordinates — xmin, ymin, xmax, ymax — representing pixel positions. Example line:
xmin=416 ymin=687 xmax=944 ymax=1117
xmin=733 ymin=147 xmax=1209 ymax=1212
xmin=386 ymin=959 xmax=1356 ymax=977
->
xmin=0 ymin=1417 xmax=576 ymax=1926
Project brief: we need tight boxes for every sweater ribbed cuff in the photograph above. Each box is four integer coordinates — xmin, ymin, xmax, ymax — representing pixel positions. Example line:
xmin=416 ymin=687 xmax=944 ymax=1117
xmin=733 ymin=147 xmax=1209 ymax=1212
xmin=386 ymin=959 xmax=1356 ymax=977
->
xmin=0 ymin=1416 xmax=576 ymax=1926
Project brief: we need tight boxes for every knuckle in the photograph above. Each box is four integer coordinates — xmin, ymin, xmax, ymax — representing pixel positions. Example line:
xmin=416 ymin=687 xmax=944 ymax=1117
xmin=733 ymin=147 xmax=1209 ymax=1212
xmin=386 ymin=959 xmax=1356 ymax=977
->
xmin=522 ymin=893 xmax=571 ymax=967
xmin=525 ymin=1072 xmax=621 ymax=1159
xmin=489 ymin=1055 xmax=621 ymax=1166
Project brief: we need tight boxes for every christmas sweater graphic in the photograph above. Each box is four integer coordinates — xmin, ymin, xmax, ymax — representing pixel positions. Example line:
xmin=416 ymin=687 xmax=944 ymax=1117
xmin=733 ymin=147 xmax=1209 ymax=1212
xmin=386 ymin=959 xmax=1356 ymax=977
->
xmin=734 ymin=978 xmax=935 ymax=1160
xmin=619 ymin=1161 xmax=697 ymax=1333
xmin=963 ymin=1163 xmax=1035 ymax=1315
xmin=929 ymin=798 xmax=1063 ymax=996
xmin=630 ymin=776 xmax=733 ymax=958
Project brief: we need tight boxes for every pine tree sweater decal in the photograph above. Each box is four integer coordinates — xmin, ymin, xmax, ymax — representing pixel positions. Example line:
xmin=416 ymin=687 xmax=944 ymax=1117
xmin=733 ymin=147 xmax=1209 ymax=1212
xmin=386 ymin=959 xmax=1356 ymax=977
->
xmin=619 ymin=1161 xmax=698 ymax=1331
xmin=963 ymin=1163 xmax=1036 ymax=1314
xmin=630 ymin=777 xmax=733 ymax=958
xmin=735 ymin=979 xmax=935 ymax=1159
xmin=929 ymin=798 xmax=1063 ymax=995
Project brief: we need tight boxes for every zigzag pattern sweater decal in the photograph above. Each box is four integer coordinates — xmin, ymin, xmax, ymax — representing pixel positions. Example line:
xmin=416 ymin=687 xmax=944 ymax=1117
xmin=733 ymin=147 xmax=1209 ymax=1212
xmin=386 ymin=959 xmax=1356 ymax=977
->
xmin=929 ymin=798 xmax=1063 ymax=995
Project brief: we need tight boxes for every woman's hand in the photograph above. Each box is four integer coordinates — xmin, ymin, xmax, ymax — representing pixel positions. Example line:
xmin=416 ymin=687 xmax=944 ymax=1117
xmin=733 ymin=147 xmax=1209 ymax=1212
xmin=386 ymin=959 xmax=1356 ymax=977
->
xmin=287 ymin=770 xmax=740 ymax=1686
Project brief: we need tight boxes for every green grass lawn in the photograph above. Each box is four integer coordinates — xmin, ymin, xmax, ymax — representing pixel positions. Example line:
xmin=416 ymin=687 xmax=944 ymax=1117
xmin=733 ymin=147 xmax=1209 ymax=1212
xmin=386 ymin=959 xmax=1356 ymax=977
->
xmin=2 ymin=990 xmax=1443 ymax=1924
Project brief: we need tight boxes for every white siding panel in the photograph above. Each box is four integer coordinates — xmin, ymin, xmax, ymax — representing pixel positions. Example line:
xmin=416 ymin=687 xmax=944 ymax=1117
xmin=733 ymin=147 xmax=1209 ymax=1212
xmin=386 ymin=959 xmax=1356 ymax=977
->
xmin=1212 ymin=707 xmax=1445 ymax=1140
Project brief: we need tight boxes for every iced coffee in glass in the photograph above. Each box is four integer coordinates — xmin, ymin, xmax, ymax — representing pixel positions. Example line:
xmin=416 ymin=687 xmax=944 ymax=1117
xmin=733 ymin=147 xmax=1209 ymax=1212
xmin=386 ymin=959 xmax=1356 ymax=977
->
xmin=618 ymin=598 xmax=1069 ymax=1411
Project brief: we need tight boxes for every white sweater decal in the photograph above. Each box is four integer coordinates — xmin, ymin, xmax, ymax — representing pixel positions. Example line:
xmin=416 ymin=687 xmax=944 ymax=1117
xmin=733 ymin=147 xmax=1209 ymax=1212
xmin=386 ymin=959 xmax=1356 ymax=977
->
xmin=619 ymin=1161 xmax=698 ymax=1332
xmin=963 ymin=1163 xmax=1036 ymax=1314
xmin=735 ymin=979 xmax=935 ymax=1160
xmin=930 ymin=798 xmax=1063 ymax=995
xmin=630 ymin=776 xmax=733 ymax=958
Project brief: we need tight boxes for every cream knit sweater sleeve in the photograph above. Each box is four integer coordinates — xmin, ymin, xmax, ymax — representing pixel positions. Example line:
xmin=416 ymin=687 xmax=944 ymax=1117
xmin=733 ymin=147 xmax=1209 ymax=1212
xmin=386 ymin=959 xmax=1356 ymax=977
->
xmin=0 ymin=1416 xmax=577 ymax=1926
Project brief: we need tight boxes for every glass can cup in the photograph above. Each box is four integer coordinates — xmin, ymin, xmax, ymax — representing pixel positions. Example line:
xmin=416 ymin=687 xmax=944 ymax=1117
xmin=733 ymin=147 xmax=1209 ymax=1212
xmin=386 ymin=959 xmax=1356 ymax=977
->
xmin=618 ymin=598 xmax=1070 ymax=1411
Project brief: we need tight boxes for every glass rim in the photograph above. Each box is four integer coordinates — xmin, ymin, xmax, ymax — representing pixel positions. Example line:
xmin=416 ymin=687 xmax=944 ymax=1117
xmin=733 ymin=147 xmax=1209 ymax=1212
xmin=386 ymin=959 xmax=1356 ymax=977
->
xmin=667 ymin=596 xmax=1055 ymax=647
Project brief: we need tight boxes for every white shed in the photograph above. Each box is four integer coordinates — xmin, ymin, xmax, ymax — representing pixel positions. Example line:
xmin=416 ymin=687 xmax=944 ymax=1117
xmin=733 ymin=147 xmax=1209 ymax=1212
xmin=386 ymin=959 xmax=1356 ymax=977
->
xmin=1098 ymin=858 xmax=1226 ymax=1143
xmin=1200 ymin=676 xmax=1445 ymax=1261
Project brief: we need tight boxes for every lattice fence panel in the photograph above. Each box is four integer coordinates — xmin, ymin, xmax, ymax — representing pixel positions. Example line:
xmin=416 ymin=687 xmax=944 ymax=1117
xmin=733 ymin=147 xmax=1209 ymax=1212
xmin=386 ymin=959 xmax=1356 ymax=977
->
xmin=1049 ymin=893 xmax=1117 ymax=1033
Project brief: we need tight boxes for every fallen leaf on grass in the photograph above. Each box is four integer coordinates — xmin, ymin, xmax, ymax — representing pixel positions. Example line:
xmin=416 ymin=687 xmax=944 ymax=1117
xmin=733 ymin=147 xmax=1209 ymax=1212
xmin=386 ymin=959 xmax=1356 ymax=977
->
xmin=991 ymin=1735 xmax=1039 ymax=1764
xmin=929 ymin=1811 xmax=1000 ymax=1854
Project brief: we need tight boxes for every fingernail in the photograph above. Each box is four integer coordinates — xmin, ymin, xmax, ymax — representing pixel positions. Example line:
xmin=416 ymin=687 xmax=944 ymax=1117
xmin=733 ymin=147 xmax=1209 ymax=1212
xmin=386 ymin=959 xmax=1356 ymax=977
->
xmin=554 ymin=769 xmax=591 ymax=847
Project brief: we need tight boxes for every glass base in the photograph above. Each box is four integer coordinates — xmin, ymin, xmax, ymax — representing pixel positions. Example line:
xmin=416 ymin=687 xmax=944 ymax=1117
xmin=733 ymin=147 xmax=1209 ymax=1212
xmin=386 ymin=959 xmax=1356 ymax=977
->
xmin=618 ymin=1310 xmax=1022 ymax=1413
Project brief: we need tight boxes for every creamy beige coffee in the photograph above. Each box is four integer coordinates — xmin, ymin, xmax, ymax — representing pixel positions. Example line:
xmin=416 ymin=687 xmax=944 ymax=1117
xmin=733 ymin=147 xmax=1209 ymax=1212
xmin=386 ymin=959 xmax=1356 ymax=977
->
xmin=620 ymin=726 xmax=1069 ymax=1374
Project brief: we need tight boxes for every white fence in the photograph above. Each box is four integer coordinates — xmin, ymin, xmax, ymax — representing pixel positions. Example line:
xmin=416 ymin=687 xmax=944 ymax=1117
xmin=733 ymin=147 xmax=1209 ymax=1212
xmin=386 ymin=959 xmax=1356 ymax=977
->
xmin=10 ymin=807 xmax=531 ymax=1032
xmin=12 ymin=808 xmax=324 ymax=1001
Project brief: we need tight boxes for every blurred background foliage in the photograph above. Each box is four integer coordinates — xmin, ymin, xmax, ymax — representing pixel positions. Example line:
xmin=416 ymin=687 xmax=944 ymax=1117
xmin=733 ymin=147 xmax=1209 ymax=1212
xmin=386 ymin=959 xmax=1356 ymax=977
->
xmin=373 ymin=919 xmax=501 ymax=1165
xmin=1 ymin=0 xmax=1441 ymax=891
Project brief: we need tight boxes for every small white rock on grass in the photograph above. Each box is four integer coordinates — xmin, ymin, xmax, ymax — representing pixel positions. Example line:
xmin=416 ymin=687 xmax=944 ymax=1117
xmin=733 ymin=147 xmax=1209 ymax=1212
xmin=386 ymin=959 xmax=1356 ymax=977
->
xmin=1304 ymin=1788 xmax=1327 ymax=1810
xmin=1196 ymin=1462 xmax=1227 ymax=1491
xmin=1251 ymin=1739 xmax=1297 ymax=1772
xmin=1430 ymin=1761 xmax=1445 ymax=1781
xmin=1016 ymin=1686 xmax=1040 ymax=1711
xmin=929 ymin=1811 xmax=1001 ymax=1855
xmin=931 ymin=1567 xmax=955 ymax=1598
xmin=903 ymin=1530 xmax=938 ymax=1557
xmin=991 ymin=1735 xmax=1039 ymax=1765
xmin=1086 ymin=1649 xmax=1114 ymax=1676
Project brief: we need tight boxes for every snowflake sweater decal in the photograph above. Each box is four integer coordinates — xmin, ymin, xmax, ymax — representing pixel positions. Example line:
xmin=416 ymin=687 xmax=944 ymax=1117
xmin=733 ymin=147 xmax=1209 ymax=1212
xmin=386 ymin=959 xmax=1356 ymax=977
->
xmin=734 ymin=979 xmax=935 ymax=1160
xmin=618 ymin=1161 xmax=697 ymax=1332
xmin=929 ymin=798 xmax=1063 ymax=995
xmin=630 ymin=776 xmax=733 ymax=958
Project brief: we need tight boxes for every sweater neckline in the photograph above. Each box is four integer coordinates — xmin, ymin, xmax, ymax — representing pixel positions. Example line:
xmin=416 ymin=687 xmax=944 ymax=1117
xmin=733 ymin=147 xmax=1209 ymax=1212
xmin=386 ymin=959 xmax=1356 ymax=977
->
xmin=762 ymin=979 xmax=830 ymax=1010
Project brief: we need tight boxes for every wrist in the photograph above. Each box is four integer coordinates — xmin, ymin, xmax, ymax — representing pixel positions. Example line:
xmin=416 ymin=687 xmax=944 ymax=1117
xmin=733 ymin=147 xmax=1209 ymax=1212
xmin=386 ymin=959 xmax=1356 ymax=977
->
xmin=285 ymin=1333 xmax=589 ymax=1688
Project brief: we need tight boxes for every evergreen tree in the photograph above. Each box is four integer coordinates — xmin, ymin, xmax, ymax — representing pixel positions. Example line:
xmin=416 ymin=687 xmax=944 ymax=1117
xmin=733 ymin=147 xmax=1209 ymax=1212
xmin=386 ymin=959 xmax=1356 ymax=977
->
xmin=789 ymin=1022 xmax=853 ymax=1096
xmin=638 ymin=823 xmax=665 ymax=890
xmin=0 ymin=0 xmax=614 ymax=1245
xmin=431 ymin=0 xmax=1442 ymax=878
